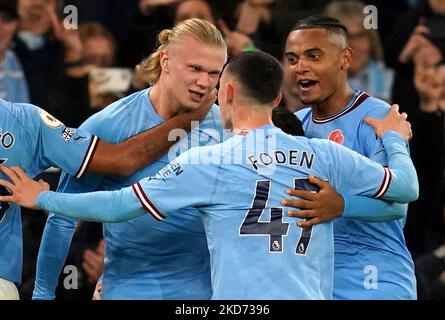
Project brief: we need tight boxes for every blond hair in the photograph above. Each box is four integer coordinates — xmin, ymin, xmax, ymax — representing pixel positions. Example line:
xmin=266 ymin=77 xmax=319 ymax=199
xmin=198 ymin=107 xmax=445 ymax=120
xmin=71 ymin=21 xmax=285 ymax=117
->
xmin=137 ymin=18 xmax=226 ymax=86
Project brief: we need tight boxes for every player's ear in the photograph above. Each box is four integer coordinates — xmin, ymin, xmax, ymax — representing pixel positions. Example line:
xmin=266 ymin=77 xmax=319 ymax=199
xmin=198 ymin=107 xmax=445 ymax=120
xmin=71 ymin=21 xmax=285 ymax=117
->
xmin=160 ymin=50 xmax=169 ymax=72
xmin=341 ymin=47 xmax=353 ymax=70
xmin=273 ymin=92 xmax=283 ymax=108
xmin=226 ymin=83 xmax=234 ymax=105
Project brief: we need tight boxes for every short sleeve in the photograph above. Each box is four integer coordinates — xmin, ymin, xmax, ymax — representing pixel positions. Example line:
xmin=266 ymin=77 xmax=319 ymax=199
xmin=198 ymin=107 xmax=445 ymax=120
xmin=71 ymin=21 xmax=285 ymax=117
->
xmin=132 ymin=147 xmax=219 ymax=221
xmin=35 ymin=108 xmax=99 ymax=178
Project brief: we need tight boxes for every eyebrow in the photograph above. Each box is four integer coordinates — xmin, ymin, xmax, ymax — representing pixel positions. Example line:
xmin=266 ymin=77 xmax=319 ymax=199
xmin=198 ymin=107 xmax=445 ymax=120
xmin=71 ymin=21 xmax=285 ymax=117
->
xmin=188 ymin=63 xmax=222 ymax=73
xmin=304 ymin=48 xmax=323 ymax=54
xmin=285 ymin=48 xmax=323 ymax=56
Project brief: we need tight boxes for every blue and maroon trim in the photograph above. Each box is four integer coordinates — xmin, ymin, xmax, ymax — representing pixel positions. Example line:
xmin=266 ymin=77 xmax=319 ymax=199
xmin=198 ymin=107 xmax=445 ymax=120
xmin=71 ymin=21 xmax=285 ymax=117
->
xmin=312 ymin=92 xmax=369 ymax=124
xmin=75 ymin=135 xmax=99 ymax=179
xmin=132 ymin=182 xmax=166 ymax=221
xmin=373 ymin=167 xmax=392 ymax=198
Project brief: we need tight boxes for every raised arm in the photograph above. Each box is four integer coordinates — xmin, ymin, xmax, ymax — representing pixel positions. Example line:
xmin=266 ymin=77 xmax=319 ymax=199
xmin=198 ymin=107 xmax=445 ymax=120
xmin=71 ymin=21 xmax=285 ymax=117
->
xmin=88 ymin=94 xmax=215 ymax=177
xmin=0 ymin=149 xmax=217 ymax=224
xmin=284 ymin=105 xmax=418 ymax=227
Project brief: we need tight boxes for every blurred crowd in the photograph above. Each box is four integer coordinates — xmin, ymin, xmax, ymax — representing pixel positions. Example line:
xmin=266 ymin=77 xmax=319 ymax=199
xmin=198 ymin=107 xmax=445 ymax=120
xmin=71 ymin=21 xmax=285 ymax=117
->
xmin=0 ymin=0 xmax=443 ymax=300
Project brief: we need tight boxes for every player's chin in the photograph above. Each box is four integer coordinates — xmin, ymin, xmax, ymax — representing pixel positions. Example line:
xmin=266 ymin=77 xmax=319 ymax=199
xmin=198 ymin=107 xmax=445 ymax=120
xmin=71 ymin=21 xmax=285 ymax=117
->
xmin=183 ymin=102 xmax=201 ymax=112
xmin=299 ymin=96 xmax=319 ymax=106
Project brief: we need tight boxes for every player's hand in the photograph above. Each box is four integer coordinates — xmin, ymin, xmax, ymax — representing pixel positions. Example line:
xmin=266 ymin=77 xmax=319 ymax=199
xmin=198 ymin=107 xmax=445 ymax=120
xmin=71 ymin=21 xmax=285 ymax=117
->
xmin=282 ymin=176 xmax=344 ymax=228
xmin=364 ymin=104 xmax=413 ymax=141
xmin=0 ymin=166 xmax=49 ymax=209
xmin=83 ymin=240 xmax=105 ymax=285
xmin=92 ymin=279 xmax=103 ymax=300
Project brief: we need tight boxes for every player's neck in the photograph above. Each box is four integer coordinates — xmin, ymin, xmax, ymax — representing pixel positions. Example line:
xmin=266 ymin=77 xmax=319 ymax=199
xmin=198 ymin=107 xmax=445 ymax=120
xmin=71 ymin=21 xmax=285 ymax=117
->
xmin=312 ymin=84 xmax=354 ymax=118
xmin=232 ymin=103 xmax=273 ymax=132
xmin=149 ymin=84 xmax=182 ymax=120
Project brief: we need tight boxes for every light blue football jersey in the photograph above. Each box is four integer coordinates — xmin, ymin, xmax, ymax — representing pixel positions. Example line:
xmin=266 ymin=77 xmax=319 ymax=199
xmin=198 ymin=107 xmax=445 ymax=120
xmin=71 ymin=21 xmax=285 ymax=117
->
xmin=35 ymin=126 xmax=416 ymax=299
xmin=130 ymin=125 xmax=397 ymax=299
xmin=0 ymin=98 xmax=97 ymax=284
xmin=34 ymin=89 xmax=224 ymax=299
xmin=296 ymin=90 xmax=416 ymax=299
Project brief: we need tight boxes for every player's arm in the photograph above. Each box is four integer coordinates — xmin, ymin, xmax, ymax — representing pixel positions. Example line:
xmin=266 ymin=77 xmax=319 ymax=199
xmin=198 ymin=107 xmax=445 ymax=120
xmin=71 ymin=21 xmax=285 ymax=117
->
xmin=0 ymin=171 xmax=150 ymax=222
xmin=36 ymin=91 xmax=214 ymax=179
xmin=34 ymin=171 xmax=103 ymax=300
xmin=282 ymin=176 xmax=407 ymax=223
xmin=286 ymin=106 xmax=418 ymax=226
xmin=88 ymin=100 xmax=213 ymax=177
xmin=0 ymin=149 xmax=218 ymax=223
xmin=338 ymin=104 xmax=411 ymax=220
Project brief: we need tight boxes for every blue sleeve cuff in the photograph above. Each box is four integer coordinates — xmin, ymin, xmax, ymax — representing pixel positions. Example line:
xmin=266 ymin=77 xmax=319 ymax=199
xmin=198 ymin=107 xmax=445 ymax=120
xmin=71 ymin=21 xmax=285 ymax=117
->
xmin=36 ymin=191 xmax=52 ymax=210
xmin=381 ymin=131 xmax=406 ymax=145
xmin=342 ymin=194 xmax=353 ymax=218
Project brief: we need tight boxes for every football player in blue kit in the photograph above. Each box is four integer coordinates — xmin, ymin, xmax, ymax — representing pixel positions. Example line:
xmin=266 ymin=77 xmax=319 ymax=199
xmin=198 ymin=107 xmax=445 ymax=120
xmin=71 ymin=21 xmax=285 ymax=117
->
xmin=0 ymin=51 xmax=418 ymax=299
xmin=282 ymin=15 xmax=417 ymax=299
xmin=29 ymin=19 xmax=228 ymax=300
xmin=0 ymin=94 xmax=213 ymax=300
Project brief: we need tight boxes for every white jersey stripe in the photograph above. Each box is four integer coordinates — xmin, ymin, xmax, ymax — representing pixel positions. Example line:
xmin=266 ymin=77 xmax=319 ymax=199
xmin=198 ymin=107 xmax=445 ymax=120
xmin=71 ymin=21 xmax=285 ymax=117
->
xmin=375 ymin=167 xmax=392 ymax=198
xmin=75 ymin=135 xmax=99 ymax=179
xmin=132 ymin=182 xmax=165 ymax=221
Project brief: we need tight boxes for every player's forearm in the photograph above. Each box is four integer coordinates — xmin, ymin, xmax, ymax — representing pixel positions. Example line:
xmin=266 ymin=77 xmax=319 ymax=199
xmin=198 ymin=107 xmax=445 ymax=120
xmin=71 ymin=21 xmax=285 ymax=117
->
xmin=33 ymin=214 xmax=77 ymax=300
xmin=342 ymin=195 xmax=407 ymax=221
xmin=88 ymin=112 xmax=197 ymax=176
xmin=36 ymin=188 xmax=145 ymax=223
xmin=381 ymin=131 xmax=419 ymax=203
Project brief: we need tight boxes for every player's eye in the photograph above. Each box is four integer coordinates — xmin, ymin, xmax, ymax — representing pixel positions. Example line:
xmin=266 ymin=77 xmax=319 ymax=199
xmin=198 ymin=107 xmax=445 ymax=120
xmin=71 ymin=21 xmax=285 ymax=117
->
xmin=209 ymin=71 xmax=220 ymax=78
xmin=287 ymin=56 xmax=298 ymax=65
xmin=190 ymin=66 xmax=201 ymax=72
xmin=307 ymin=53 xmax=320 ymax=60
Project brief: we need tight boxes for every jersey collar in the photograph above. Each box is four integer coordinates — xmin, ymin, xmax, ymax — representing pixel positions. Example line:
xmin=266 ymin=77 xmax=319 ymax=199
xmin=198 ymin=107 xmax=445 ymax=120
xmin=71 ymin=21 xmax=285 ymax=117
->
xmin=312 ymin=90 xmax=369 ymax=124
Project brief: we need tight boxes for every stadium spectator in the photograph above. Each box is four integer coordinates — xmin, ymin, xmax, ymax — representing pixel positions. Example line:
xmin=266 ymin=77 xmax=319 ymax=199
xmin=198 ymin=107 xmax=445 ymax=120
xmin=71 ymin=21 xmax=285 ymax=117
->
xmin=174 ymin=0 xmax=215 ymax=25
xmin=46 ymin=22 xmax=120 ymax=127
xmin=0 ymin=0 xmax=29 ymax=103
xmin=115 ymin=0 xmax=174 ymax=68
xmin=326 ymin=0 xmax=394 ymax=102
xmin=385 ymin=0 xmax=445 ymax=257
xmin=14 ymin=0 xmax=65 ymax=107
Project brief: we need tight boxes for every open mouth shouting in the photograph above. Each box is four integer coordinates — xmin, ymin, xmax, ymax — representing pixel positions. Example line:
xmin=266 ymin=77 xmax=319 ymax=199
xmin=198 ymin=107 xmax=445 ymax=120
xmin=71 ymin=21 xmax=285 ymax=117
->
xmin=298 ymin=79 xmax=319 ymax=93
xmin=189 ymin=90 xmax=206 ymax=103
